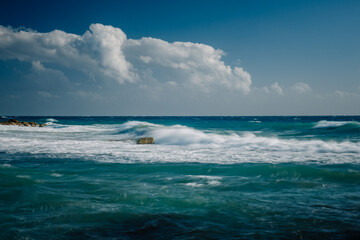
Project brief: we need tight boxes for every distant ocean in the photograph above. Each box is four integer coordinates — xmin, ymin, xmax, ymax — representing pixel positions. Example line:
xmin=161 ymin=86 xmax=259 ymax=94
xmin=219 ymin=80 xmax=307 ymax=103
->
xmin=1 ymin=116 xmax=360 ymax=239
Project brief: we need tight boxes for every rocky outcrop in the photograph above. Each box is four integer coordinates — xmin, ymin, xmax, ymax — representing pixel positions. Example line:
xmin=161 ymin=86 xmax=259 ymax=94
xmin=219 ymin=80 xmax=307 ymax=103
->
xmin=136 ymin=137 xmax=155 ymax=144
xmin=0 ymin=119 xmax=46 ymax=127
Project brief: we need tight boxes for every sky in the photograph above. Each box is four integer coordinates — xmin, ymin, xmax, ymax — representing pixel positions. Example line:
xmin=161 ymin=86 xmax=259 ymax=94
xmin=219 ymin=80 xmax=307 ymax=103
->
xmin=0 ymin=0 xmax=359 ymax=116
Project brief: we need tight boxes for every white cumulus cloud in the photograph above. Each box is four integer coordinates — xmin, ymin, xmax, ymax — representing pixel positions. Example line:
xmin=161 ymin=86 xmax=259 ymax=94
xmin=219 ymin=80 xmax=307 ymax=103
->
xmin=270 ymin=82 xmax=283 ymax=95
xmin=292 ymin=82 xmax=311 ymax=93
xmin=0 ymin=23 xmax=252 ymax=93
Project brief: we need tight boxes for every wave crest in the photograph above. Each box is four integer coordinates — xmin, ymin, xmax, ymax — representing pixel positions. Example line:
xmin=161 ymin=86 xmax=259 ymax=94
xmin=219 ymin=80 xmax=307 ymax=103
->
xmin=1 ymin=120 xmax=360 ymax=164
xmin=314 ymin=120 xmax=360 ymax=128
xmin=115 ymin=121 xmax=360 ymax=155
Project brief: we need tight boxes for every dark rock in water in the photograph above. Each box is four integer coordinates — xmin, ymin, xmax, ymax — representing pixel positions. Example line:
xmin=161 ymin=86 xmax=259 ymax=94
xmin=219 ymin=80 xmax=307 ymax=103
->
xmin=9 ymin=119 xmax=19 ymax=123
xmin=29 ymin=122 xmax=36 ymax=127
xmin=0 ymin=119 xmax=46 ymax=127
xmin=137 ymin=137 xmax=155 ymax=144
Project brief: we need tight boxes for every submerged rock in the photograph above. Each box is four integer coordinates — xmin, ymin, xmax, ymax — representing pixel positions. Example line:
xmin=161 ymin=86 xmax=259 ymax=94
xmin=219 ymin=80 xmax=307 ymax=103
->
xmin=0 ymin=119 xmax=46 ymax=127
xmin=137 ymin=137 xmax=155 ymax=144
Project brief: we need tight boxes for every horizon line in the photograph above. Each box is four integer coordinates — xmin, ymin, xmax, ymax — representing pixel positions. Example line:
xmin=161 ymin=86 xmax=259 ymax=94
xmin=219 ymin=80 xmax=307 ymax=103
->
xmin=2 ymin=115 xmax=360 ymax=117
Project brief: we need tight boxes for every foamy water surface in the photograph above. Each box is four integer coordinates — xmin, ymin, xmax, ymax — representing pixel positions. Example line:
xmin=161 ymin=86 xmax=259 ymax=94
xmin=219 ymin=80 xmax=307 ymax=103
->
xmin=1 ymin=116 xmax=360 ymax=239
xmin=0 ymin=117 xmax=359 ymax=164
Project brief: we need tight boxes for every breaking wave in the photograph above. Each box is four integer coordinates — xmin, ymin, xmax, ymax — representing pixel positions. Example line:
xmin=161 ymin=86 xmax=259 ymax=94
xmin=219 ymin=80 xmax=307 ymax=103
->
xmin=314 ymin=120 xmax=360 ymax=128
xmin=46 ymin=118 xmax=58 ymax=123
xmin=0 ymin=120 xmax=359 ymax=164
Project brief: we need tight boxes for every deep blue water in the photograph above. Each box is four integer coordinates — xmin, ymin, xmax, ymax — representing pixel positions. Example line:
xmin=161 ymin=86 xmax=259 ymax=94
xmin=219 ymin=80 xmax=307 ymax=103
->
xmin=1 ymin=116 xmax=360 ymax=239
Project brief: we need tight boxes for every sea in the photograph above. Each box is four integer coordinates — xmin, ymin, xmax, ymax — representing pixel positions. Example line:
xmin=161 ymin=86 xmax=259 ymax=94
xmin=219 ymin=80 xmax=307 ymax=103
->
xmin=0 ymin=116 xmax=360 ymax=239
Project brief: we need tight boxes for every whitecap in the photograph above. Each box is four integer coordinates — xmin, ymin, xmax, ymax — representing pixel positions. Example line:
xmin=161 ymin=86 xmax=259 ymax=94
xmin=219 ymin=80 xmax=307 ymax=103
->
xmin=119 ymin=120 xmax=157 ymax=131
xmin=313 ymin=120 xmax=360 ymax=128
xmin=187 ymin=175 xmax=222 ymax=180
xmin=16 ymin=175 xmax=31 ymax=179
xmin=50 ymin=173 xmax=63 ymax=177
xmin=184 ymin=182 xmax=204 ymax=187
xmin=249 ymin=120 xmax=261 ymax=123
xmin=149 ymin=124 xmax=239 ymax=145
xmin=207 ymin=180 xmax=221 ymax=186
xmin=0 ymin=120 xmax=360 ymax=165
xmin=46 ymin=118 xmax=58 ymax=122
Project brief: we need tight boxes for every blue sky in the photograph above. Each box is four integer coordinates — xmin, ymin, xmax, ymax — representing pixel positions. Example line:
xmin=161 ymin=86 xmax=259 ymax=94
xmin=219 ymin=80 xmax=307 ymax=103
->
xmin=0 ymin=0 xmax=359 ymax=115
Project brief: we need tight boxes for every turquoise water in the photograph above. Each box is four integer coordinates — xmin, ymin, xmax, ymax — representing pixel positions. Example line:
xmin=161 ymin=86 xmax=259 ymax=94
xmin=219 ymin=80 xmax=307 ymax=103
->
xmin=1 ymin=116 xmax=360 ymax=239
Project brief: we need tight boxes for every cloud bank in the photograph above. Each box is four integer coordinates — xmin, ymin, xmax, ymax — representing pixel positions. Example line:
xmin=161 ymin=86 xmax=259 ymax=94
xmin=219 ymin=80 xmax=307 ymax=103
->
xmin=0 ymin=23 xmax=251 ymax=93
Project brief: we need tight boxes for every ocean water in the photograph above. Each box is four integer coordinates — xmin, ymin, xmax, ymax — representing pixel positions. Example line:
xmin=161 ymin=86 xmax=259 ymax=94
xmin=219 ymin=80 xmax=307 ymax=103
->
xmin=0 ymin=116 xmax=360 ymax=239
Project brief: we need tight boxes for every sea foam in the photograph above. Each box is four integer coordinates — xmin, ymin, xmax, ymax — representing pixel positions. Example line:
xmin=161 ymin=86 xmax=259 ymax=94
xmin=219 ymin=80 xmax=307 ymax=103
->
xmin=0 ymin=120 xmax=359 ymax=164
